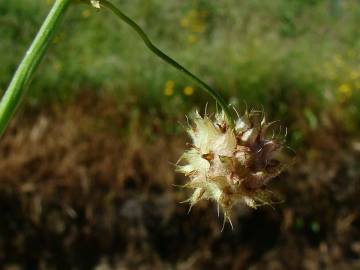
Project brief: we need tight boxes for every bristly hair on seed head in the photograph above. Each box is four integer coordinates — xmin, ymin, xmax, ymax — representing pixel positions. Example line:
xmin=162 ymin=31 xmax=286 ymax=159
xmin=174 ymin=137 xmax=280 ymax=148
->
xmin=177 ymin=107 xmax=292 ymax=229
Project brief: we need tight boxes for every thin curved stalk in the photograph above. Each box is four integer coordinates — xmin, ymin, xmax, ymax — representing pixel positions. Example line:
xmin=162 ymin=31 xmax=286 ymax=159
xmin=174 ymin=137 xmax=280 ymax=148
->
xmin=100 ymin=0 xmax=234 ymax=125
xmin=0 ymin=0 xmax=71 ymax=137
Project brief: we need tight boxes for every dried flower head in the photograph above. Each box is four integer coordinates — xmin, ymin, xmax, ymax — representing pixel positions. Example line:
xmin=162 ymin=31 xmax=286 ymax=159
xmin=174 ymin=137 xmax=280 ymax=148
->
xmin=177 ymin=108 xmax=289 ymax=227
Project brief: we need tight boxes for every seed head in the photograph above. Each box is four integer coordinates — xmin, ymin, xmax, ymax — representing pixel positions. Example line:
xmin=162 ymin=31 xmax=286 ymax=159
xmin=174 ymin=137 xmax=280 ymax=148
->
xmin=177 ymin=109 xmax=289 ymax=226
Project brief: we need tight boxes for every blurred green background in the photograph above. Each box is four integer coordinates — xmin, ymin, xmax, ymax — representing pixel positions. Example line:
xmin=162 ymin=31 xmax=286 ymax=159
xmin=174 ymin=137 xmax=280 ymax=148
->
xmin=1 ymin=0 xmax=360 ymax=269
xmin=2 ymin=0 xmax=360 ymax=142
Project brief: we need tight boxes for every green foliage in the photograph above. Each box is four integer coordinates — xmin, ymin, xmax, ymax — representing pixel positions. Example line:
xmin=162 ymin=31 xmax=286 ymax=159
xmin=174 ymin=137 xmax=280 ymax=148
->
xmin=1 ymin=0 xmax=360 ymax=143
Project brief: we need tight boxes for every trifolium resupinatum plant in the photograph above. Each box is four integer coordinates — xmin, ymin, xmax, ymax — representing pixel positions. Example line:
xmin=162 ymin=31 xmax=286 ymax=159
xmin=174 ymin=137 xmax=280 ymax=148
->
xmin=177 ymin=108 xmax=289 ymax=228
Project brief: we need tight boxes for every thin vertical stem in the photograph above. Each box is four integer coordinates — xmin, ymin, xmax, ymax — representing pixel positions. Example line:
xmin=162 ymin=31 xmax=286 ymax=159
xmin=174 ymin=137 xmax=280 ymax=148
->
xmin=100 ymin=0 xmax=234 ymax=125
xmin=0 ymin=0 xmax=71 ymax=137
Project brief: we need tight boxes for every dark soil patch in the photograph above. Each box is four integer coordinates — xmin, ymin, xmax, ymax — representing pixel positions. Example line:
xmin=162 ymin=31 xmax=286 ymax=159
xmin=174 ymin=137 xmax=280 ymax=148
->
xmin=0 ymin=93 xmax=359 ymax=269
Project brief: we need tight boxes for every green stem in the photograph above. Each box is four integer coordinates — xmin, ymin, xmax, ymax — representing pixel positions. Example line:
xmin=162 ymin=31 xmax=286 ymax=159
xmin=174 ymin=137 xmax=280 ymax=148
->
xmin=100 ymin=0 xmax=234 ymax=125
xmin=0 ymin=0 xmax=71 ymax=137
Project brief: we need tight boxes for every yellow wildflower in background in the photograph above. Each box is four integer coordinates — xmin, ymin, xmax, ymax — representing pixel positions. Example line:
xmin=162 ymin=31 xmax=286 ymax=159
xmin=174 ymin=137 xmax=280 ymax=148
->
xmin=164 ymin=80 xmax=175 ymax=96
xmin=183 ymin=86 xmax=194 ymax=96
xmin=337 ymin=83 xmax=352 ymax=101
xmin=180 ymin=9 xmax=207 ymax=44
